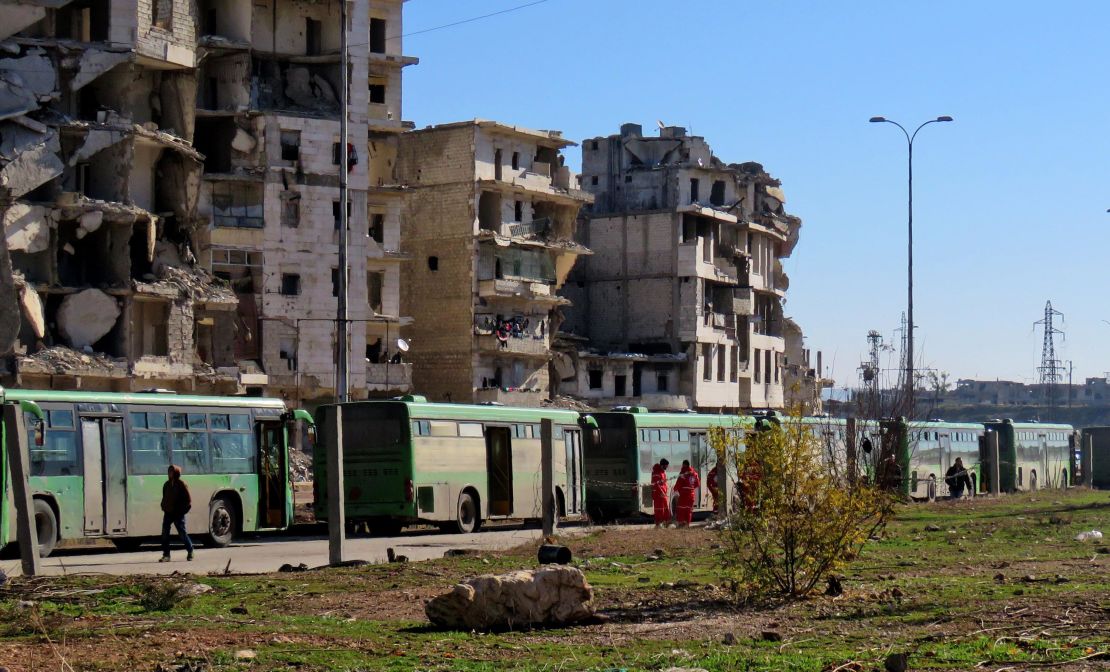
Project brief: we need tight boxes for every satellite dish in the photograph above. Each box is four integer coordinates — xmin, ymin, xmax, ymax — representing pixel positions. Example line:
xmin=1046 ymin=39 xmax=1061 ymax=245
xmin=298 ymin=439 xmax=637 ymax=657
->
xmin=396 ymin=338 xmax=410 ymax=352
xmin=657 ymin=120 xmax=665 ymax=130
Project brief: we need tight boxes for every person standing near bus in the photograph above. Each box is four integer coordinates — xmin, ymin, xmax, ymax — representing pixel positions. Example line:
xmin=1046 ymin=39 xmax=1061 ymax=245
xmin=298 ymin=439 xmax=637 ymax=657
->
xmin=945 ymin=457 xmax=974 ymax=500
xmin=651 ymin=458 xmax=671 ymax=528
xmin=160 ymin=465 xmax=195 ymax=562
xmin=706 ymin=463 xmax=720 ymax=515
xmin=674 ymin=460 xmax=701 ymax=527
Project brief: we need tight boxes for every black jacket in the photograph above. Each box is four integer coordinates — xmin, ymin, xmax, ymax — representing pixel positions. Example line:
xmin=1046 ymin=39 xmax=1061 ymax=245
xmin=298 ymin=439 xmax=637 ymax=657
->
xmin=944 ymin=464 xmax=973 ymax=492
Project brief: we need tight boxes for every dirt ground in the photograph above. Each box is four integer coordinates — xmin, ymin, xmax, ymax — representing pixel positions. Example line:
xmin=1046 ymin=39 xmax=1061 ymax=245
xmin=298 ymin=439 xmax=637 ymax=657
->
xmin=2 ymin=492 xmax=1109 ymax=671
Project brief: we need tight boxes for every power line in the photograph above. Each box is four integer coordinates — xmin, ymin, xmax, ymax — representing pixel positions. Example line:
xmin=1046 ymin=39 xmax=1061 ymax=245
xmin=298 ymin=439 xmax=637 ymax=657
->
xmin=395 ymin=0 xmax=551 ymax=39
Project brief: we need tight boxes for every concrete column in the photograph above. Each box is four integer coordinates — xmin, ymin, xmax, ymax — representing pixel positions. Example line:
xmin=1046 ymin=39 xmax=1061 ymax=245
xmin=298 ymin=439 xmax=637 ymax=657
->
xmin=327 ymin=405 xmax=346 ymax=564
xmin=3 ymin=403 xmax=41 ymax=575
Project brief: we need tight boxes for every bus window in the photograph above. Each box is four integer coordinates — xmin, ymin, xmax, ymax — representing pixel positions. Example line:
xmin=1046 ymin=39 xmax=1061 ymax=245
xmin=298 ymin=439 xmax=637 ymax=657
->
xmin=148 ymin=412 xmax=167 ymax=429
xmin=130 ymin=427 xmax=170 ymax=474
xmin=188 ymin=414 xmax=207 ymax=430
xmin=28 ymin=410 xmax=78 ymax=477
xmin=172 ymin=431 xmax=209 ymax=474
xmin=211 ymin=414 xmax=230 ymax=430
xmin=428 ymin=421 xmax=457 ymax=437
xmin=211 ymin=432 xmax=254 ymax=473
xmin=230 ymin=414 xmax=250 ymax=431
xmin=170 ymin=413 xmax=187 ymax=430
xmin=458 ymin=422 xmax=484 ymax=438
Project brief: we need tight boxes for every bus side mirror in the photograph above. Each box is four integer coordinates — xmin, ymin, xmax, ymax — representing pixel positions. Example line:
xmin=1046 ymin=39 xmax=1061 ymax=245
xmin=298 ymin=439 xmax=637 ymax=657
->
xmin=33 ymin=420 xmax=45 ymax=447
xmin=306 ymin=425 xmax=317 ymax=452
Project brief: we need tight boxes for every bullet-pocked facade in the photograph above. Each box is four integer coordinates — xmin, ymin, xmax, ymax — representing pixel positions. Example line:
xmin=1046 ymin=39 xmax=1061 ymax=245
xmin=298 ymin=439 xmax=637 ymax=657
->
xmin=560 ymin=123 xmax=802 ymax=412
xmin=396 ymin=121 xmax=593 ymax=406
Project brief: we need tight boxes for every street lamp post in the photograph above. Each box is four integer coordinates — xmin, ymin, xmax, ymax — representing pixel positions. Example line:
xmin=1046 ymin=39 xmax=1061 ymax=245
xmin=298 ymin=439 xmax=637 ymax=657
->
xmin=869 ymin=115 xmax=953 ymax=415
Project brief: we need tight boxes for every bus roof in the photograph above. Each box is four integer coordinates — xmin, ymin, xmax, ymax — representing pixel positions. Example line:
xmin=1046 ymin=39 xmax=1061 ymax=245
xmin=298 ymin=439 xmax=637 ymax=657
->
xmin=594 ymin=410 xmax=756 ymax=430
xmin=327 ymin=400 xmax=583 ymax=424
xmin=2 ymin=389 xmax=288 ymax=410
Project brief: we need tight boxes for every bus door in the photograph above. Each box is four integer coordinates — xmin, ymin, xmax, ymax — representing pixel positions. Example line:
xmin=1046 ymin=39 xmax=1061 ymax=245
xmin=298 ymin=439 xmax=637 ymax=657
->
xmin=563 ymin=429 xmax=583 ymax=515
xmin=485 ymin=425 xmax=513 ymax=517
xmin=257 ymin=421 xmax=287 ymax=529
xmin=79 ymin=417 xmax=127 ymax=536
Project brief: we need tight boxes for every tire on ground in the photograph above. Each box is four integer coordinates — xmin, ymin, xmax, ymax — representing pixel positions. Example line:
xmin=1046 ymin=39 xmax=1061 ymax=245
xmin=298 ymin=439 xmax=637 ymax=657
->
xmin=453 ymin=491 xmax=481 ymax=534
xmin=207 ymin=497 xmax=237 ymax=547
xmin=34 ymin=499 xmax=57 ymax=558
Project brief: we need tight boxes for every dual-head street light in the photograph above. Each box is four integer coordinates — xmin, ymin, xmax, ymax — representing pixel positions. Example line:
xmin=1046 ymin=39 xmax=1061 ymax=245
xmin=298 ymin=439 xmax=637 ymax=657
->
xmin=869 ymin=115 xmax=954 ymax=413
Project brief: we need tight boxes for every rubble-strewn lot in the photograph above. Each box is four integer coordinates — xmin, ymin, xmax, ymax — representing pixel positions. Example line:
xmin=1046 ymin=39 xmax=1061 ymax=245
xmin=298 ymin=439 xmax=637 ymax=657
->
xmin=1 ymin=491 xmax=1109 ymax=671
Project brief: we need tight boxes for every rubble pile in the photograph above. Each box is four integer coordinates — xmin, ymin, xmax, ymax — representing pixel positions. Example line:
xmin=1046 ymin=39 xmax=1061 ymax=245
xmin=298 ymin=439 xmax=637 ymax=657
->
xmin=541 ymin=395 xmax=595 ymax=413
xmin=138 ymin=265 xmax=236 ymax=304
xmin=425 ymin=566 xmax=594 ymax=630
xmin=289 ymin=448 xmax=313 ymax=483
xmin=19 ymin=346 xmax=124 ymax=375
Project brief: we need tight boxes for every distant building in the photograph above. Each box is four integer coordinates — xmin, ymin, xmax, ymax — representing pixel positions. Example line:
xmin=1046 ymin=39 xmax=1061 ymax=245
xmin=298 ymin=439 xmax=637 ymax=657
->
xmin=558 ymin=123 xmax=802 ymax=412
xmin=395 ymin=121 xmax=593 ymax=405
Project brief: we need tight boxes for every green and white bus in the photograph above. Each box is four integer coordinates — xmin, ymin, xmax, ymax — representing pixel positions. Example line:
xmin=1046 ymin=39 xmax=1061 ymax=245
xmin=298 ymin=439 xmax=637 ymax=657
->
xmin=314 ymin=398 xmax=588 ymax=534
xmin=0 ymin=388 xmax=312 ymax=557
xmin=584 ymin=408 xmax=757 ymax=521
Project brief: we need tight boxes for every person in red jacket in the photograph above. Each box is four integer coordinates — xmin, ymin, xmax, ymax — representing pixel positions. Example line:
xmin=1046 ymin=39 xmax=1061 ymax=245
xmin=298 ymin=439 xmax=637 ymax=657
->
xmin=674 ymin=460 xmax=701 ymax=527
xmin=651 ymin=458 xmax=671 ymax=528
xmin=706 ymin=463 xmax=720 ymax=515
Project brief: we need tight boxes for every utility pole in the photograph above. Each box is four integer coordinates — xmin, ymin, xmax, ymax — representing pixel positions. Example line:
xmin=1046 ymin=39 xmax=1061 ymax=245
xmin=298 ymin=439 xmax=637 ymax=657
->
xmin=335 ymin=0 xmax=350 ymax=403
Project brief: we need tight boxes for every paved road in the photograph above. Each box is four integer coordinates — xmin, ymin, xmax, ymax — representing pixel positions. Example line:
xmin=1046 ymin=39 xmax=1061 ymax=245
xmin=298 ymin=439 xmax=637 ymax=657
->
xmin=2 ymin=524 xmax=562 ymax=577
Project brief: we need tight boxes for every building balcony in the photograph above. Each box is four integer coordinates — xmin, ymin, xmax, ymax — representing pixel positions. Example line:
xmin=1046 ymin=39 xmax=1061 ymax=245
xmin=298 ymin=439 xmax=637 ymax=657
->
xmin=366 ymin=362 xmax=412 ymax=391
xmin=477 ymin=278 xmax=569 ymax=305
xmin=475 ymin=333 xmax=550 ymax=357
xmin=474 ymin=388 xmax=546 ymax=407
xmin=678 ymin=241 xmax=739 ymax=284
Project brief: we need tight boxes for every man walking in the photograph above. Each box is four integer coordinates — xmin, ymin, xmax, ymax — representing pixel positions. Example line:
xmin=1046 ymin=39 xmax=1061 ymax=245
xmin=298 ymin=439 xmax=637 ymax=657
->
xmin=674 ymin=460 xmax=701 ymax=527
xmin=944 ymin=457 xmax=974 ymax=500
xmin=706 ymin=463 xmax=720 ymax=515
xmin=160 ymin=464 xmax=195 ymax=562
xmin=651 ymin=458 xmax=671 ymax=528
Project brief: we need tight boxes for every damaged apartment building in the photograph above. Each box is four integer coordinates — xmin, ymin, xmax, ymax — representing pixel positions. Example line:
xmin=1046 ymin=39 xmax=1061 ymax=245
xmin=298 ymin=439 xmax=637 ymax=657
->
xmin=396 ymin=121 xmax=593 ymax=406
xmin=560 ymin=122 xmax=811 ymax=413
xmin=190 ymin=0 xmax=416 ymax=405
xmin=0 ymin=0 xmax=250 ymax=393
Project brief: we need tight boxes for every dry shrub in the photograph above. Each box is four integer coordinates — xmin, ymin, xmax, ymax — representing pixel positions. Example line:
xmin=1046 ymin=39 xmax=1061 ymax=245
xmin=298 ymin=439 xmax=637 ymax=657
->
xmin=710 ymin=416 xmax=895 ymax=598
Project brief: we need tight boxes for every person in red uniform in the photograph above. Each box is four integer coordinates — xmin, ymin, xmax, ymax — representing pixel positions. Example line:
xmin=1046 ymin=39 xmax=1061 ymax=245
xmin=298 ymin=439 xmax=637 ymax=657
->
xmin=706 ymin=463 xmax=720 ymax=515
xmin=651 ymin=458 xmax=671 ymax=528
xmin=674 ymin=459 xmax=701 ymax=527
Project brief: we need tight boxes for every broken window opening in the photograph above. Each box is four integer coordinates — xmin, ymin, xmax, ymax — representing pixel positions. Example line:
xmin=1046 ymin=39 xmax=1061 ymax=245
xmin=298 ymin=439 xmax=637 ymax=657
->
xmin=590 ymin=176 xmax=598 ymax=186
xmin=588 ymin=370 xmax=603 ymax=390
xmin=614 ymin=375 xmax=627 ymax=397
xmin=57 ymin=220 xmax=130 ymax=288
xmin=370 ymin=18 xmax=387 ymax=54
xmin=511 ymin=152 xmax=520 ymax=171
xmin=131 ymin=299 xmax=169 ymax=357
xmin=306 ymin=18 xmax=322 ymax=56
xmin=494 ymin=149 xmax=503 ymax=181
xmin=657 ymin=373 xmax=669 ymax=392
xmin=589 ymin=140 xmax=599 ymax=151
xmin=717 ymin=345 xmax=727 ymax=382
xmin=514 ymin=201 xmax=523 ymax=222
xmin=211 ymin=248 xmax=262 ymax=294
xmin=368 ymin=83 xmax=386 ymax=105
xmin=280 ymin=131 xmax=301 ymax=162
xmin=369 ymin=213 xmax=385 ymax=243
xmin=754 ymin=347 xmax=761 ymax=383
xmin=56 ymin=1 xmax=109 ymax=42
xmin=367 ymin=271 xmax=384 ymax=314
xmin=279 ymin=338 xmax=298 ymax=371
xmin=478 ymin=191 xmax=501 ymax=232
xmin=129 ymin=224 xmax=153 ymax=281
xmin=151 ymin=0 xmax=172 ymax=29
xmin=331 ymin=268 xmax=340 ymax=298
xmin=212 ymin=182 xmax=263 ymax=229
xmin=766 ymin=350 xmax=773 ymax=385
xmin=702 ymin=344 xmax=712 ymax=381
xmin=280 ymin=273 xmax=301 ymax=296
xmin=710 ymin=180 xmax=726 ymax=207
xmin=427 ymin=256 xmax=439 ymax=272
xmin=281 ymin=193 xmax=300 ymax=228
xmin=689 ymin=178 xmax=700 ymax=204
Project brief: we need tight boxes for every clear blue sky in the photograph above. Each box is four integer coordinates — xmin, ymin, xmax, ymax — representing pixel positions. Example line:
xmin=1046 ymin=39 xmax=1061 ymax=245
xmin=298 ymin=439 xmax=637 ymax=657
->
xmin=400 ymin=0 xmax=1110 ymax=388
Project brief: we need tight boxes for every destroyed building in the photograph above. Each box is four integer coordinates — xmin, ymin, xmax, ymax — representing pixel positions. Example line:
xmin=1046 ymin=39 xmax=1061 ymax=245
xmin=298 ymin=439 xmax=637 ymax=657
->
xmin=395 ymin=121 xmax=593 ymax=406
xmin=191 ymin=0 xmax=417 ymax=405
xmin=782 ymin=317 xmax=830 ymax=414
xmin=559 ymin=123 xmax=804 ymax=412
xmin=0 ymin=0 xmax=249 ymax=393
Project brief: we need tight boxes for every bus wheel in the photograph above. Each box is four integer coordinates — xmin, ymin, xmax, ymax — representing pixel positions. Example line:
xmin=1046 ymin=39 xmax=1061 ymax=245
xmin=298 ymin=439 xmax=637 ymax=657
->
xmin=34 ymin=499 xmax=57 ymax=558
xmin=454 ymin=492 xmax=480 ymax=534
xmin=207 ymin=497 xmax=237 ymax=547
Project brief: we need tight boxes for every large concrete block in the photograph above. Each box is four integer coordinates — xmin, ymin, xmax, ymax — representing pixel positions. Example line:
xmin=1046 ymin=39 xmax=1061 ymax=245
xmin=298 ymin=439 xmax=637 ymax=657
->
xmin=57 ymin=289 xmax=120 ymax=349
xmin=3 ymin=203 xmax=51 ymax=253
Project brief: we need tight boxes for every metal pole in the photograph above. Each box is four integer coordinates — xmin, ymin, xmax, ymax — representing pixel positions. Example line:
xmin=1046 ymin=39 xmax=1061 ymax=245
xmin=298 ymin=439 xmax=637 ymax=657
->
xmin=989 ymin=430 xmax=1001 ymax=496
xmin=327 ymin=405 xmax=346 ymax=564
xmin=336 ymin=0 xmax=350 ymax=403
xmin=906 ymin=139 xmax=914 ymax=415
xmin=3 ymin=403 xmax=41 ymax=575
xmin=541 ymin=419 xmax=554 ymax=536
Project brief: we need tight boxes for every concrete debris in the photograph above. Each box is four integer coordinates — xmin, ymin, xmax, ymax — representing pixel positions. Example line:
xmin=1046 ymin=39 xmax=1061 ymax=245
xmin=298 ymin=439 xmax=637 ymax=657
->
xmin=78 ymin=209 xmax=103 ymax=233
xmin=288 ymin=449 xmax=313 ymax=483
xmin=0 ymin=238 xmax=17 ymax=354
xmin=425 ymin=566 xmax=594 ymax=630
xmin=56 ymin=289 xmax=120 ymax=349
xmin=19 ymin=346 xmax=124 ymax=375
xmin=0 ymin=131 xmax=63 ymax=199
xmin=2 ymin=203 xmax=51 ymax=253
xmin=178 ymin=583 xmax=214 ymax=597
xmin=0 ymin=48 xmax=56 ymax=101
xmin=136 ymin=264 xmax=235 ymax=305
xmin=18 ymin=284 xmax=44 ymax=339
xmin=284 ymin=67 xmax=337 ymax=109
xmin=231 ymin=128 xmax=257 ymax=154
xmin=540 ymin=395 xmax=594 ymax=412
xmin=70 ymin=49 xmax=131 ymax=92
